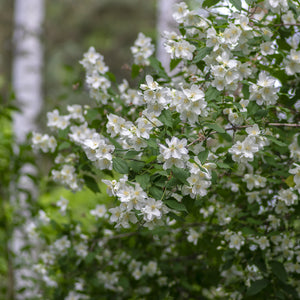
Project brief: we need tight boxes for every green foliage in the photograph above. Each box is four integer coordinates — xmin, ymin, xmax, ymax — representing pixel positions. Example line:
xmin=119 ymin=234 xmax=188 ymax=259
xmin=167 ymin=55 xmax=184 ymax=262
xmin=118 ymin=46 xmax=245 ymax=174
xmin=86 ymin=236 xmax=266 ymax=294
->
xmin=10 ymin=0 xmax=300 ymax=299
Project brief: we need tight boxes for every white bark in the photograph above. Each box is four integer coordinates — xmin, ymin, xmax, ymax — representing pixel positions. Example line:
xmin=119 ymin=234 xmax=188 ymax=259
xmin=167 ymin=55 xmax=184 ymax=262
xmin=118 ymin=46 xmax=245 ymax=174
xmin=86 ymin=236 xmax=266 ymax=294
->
xmin=13 ymin=0 xmax=44 ymax=142
xmin=12 ymin=0 xmax=45 ymax=298
xmin=156 ymin=0 xmax=180 ymax=72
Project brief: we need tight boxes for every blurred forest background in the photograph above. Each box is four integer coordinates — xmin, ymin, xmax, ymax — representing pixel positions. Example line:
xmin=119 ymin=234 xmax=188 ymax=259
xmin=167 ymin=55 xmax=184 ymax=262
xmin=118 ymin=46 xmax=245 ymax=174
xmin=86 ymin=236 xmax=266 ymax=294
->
xmin=0 ymin=0 xmax=157 ymax=127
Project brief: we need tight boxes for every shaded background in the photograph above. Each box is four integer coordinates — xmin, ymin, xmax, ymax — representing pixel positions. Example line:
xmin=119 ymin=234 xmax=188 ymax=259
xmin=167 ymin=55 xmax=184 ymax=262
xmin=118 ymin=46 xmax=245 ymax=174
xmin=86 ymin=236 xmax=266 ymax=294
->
xmin=0 ymin=0 xmax=156 ymax=123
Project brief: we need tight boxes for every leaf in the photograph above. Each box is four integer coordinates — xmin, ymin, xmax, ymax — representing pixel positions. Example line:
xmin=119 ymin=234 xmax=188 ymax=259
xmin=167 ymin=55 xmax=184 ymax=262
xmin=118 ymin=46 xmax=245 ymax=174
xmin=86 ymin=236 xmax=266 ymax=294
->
xmin=58 ymin=141 xmax=71 ymax=151
xmin=147 ymin=138 xmax=159 ymax=150
xmin=135 ymin=174 xmax=150 ymax=190
xmin=170 ymin=58 xmax=182 ymax=71
xmin=171 ymin=166 xmax=189 ymax=185
xmin=202 ymin=0 xmax=220 ymax=8
xmin=193 ymin=47 xmax=212 ymax=63
xmin=204 ymin=123 xmax=225 ymax=133
xmin=112 ymin=157 xmax=129 ymax=174
xmin=247 ymin=101 xmax=259 ymax=115
xmin=149 ymin=57 xmax=169 ymax=80
xmin=168 ymin=211 xmax=185 ymax=222
xmin=83 ymin=175 xmax=100 ymax=193
xmin=86 ymin=109 xmax=99 ymax=122
xmin=246 ymin=279 xmax=269 ymax=296
xmin=149 ymin=186 xmax=163 ymax=200
xmin=131 ymin=64 xmax=141 ymax=79
xmin=164 ymin=200 xmax=188 ymax=212
xmin=265 ymin=135 xmax=287 ymax=147
xmin=242 ymin=84 xmax=250 ymax=99
xmin=216 ymin=162 xmax=231 ymax=169
xmin=285 ymin=175 xmax=295 ymax=188
xmin=229 ymin=0 xmax=242 ymax=10
xmin=270 ymin=261 xmax=288 ymax=283
xmin=124 ymin=151 xmax=140 ymax=159
xmin=246 ymin=217 xmax=262 ymax=225
xmin=128 ymin=160 xmax=145 ymax=172
xmin=106 ymin=71 xmax=116 ymax=82
xmin=205 ymin=86 xmax=221 ymax=101
xmin=198 ymin=150 xmax=209 ymax=164
xmin=158 ymin=109 xmax=173 ymax=128
xmin=58 ymin=129 xmax=69 ymax=139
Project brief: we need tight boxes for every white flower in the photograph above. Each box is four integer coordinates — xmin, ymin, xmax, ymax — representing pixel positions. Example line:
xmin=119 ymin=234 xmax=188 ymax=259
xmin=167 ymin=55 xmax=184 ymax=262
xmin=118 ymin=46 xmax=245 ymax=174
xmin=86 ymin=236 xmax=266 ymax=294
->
xmin=282 ymin=10 xmax=296 ymax=27
xmin=260 ymin=41 xmax=275 ymax=56
xmin=229 ymin=232 xmax=244 ymax=251
xmin=57 ymin=196 xmax=69 ymax=215
xmin=159 ymin=136 xmax=188 ymax=160
xmin=54 ymin=236 xmax=71 ymax=252
xmin=142 ymin=198 xmax=164 ymax=222
xmin=278 ymin=188 xmax=298 ymax=206
xmin=187 ymin=228 xmax=200 ymax=245
xmin=256 ymin=236 xmax=270 ymax=250
xmin=90 ymin=204 xmax=107 ymax=218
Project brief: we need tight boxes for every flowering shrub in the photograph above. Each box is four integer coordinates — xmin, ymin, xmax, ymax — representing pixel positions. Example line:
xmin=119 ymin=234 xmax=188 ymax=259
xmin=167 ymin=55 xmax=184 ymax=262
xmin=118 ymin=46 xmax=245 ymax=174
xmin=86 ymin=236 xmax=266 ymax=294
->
xmin=30 ymin=0 xmax=300 ymax=299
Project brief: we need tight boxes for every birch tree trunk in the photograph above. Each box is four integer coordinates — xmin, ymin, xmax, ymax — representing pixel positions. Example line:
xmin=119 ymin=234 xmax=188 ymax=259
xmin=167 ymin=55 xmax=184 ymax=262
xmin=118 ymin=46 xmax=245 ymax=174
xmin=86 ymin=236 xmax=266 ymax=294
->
xmin=156 ymin=0 xmax=180 ymax=72
xmin=12 ymin=0 xmax=45 ymax=298
xmin=13 ymin=0 xmax=44 ymax=140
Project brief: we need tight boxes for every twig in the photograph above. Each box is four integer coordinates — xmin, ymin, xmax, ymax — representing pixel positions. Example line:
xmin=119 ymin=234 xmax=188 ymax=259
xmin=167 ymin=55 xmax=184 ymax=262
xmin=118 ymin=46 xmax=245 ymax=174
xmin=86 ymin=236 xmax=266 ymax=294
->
xmin=187 ymin=123 xmax=300 ymax=147
xmin=268 ymin=123 xmax=300 ymax=127
xmin=272 ymin=23 xmax=300 ymax=26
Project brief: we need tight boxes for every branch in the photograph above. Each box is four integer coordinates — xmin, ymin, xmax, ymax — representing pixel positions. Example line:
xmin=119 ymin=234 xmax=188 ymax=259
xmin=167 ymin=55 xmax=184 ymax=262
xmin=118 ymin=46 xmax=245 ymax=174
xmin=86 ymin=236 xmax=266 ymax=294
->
xmin=187 ymin=123 xmax=300 ymax=147
xmin=272 ymin=23 xmax=300 ymax=26
xmin=268 ymin=123 xmax=300 ymax=127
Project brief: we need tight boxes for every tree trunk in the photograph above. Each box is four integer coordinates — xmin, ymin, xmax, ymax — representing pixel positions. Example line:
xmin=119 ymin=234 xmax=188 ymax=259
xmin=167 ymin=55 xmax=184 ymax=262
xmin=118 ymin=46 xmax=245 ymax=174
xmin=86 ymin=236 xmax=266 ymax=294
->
xmin=156 ymin=0 xmax=179 ymax=72
xmin=12 ymin=0 xmax=44 ymax=142
xmin=12 ymin=0 xmax=45 ymax=298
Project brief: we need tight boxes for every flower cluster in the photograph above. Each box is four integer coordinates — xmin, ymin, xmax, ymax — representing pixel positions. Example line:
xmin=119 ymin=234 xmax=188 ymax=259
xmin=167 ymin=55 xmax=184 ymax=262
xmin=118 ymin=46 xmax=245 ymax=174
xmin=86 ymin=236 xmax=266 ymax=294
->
xmin=130 ymin=32 xmax=154 ymax=66
xmin=28 ymin=1 xmax=300 ymax=299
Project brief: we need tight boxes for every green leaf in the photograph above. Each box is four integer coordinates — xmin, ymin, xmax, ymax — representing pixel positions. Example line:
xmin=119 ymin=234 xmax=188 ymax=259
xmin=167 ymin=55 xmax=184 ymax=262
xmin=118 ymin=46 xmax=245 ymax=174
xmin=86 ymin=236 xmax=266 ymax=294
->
xmin=242 ymin=84 xmax=250 ymax=99
xmin=216 ymin=162 xmax=230 ymax=169
xmin=58 ymin=128 xmax=69 ymax=139
xmin=246 ymin=217 xmax=262 ymax=225
xmin=131 ymin=64 xmax=141 ymax=79
xmin=112 ymin=157 xmax=129 ymax=174
xmin=246 ymin=279 xmax=269 ymax=296
xmin=149 ymin=186 xmax=163 ymax=200
xmin=58 ymin=141 xmax=71 ymax=151
xmin=170 ymin=58 xmax=182 ymax=71
xmin=265 ymin=135 xmax=287 ymax=147
xmin=168 ymin=211 xmax=185 ymax=222
xmin=158 ymin=109 xmax=173 ymax=128
xmin=205 ymin=86 xmax=221 ymax=101
xmin=247 ymin=101 xmax=259 ymax=115
xmin=85 ymin=109 xmax=99 ymax=122
xmin=193 ymin=47 xmax=212 ymax=63
xmin=164 ymin=200 xmax=188 ymax=212
xmin=106 ymin=71 xmax=116 ymax=82
xmin=124 ymin=151 xmax=140 ymax=159
xmin=204 ymin=123 xmax=225 ymax=133
xmin=147 ymin=138 xmax=159 ymax=149
xmin=83 ymin=175 xmax=100 ymax=193
xmin=171 ymin=166 xmax=189 ymax=185
xmin=229 ymin=0 xmax=242 ymax=10
xmin=149 ymin=57 xmax=169 ymax=80
xmin=270 ymin=261 xmax=288 ymax=283
xmin=135 ymin=174 xmax=150 ymax=190
xmin=198 ymin=150 xmax=209 ymax=164
xmin=129 ymin=160 xmax=145 ymax=172
xmin=285 ymin=175 xmax=295 ymax=188
xmin=202 ymin=0 xmax=220 ymax=8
